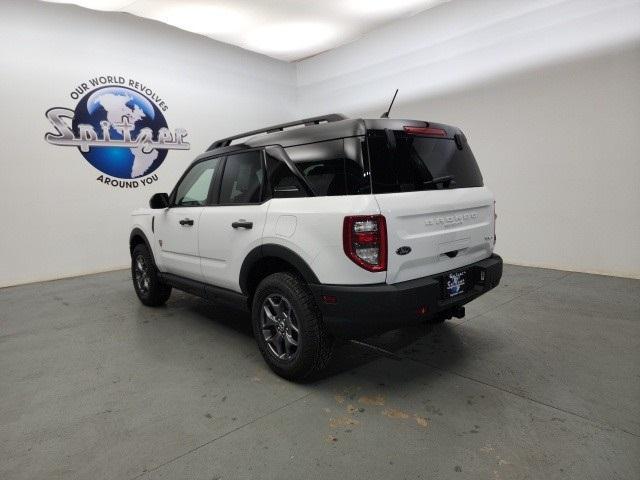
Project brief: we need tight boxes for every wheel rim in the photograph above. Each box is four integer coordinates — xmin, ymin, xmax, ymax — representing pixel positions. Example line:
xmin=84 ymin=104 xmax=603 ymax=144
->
xmin=261 ymin=294 xmax=299 ymax=361
xmin=134 ymin=255 xmax=151 ymax=295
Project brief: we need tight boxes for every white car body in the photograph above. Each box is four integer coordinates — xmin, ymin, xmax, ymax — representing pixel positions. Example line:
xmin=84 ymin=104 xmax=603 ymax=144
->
xmin=130 ymin=115 xmax=502 ymax=351
xmin=132 ymin=187 xmax=495 ymax=290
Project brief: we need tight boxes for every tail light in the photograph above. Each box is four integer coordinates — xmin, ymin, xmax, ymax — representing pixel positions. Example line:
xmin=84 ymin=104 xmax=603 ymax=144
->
xmin=343 ymin=215 xmax=387 ymax=272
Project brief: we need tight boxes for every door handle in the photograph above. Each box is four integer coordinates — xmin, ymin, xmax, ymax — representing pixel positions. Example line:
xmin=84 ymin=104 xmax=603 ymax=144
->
xmin=179 ymin=218 xmax=194 ymax=226
xmin=231 ymin=220 xmax=253 ymax=229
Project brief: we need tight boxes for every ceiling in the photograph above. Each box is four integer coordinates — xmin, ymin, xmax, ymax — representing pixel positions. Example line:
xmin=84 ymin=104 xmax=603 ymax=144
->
xmin=41 ymin=0 xmax=448 ymax=61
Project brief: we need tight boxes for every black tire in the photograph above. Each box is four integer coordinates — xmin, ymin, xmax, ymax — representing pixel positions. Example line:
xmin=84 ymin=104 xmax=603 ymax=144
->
xmin=131 ymin=244 xmax=172 ymax=307
xmin=252 ymin=272 xmax=333 ymax=381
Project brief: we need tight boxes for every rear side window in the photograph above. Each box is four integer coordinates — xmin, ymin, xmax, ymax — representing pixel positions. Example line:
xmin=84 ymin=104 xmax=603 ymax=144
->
xmin=266 ymin=155 xmax=307 ymax=197
xmin=366 ymin=130 xmax=483 ymax=194
xmin=286 ymin=140 xmax=370 ymax=196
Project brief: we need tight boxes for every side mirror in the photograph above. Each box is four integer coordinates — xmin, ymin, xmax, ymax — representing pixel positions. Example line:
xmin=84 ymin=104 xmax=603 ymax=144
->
xmin=149 ymin=192 xmax=169 ymax=209
xmin=273 ymin=185 xmax=301 ymax=198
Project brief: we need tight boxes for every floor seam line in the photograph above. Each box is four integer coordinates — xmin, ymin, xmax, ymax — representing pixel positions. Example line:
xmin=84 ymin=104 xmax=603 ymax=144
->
xmin=404 ymin=355 xmax=640 ymax=439
xmin=128 ymin=391 xmax=313 ymax=480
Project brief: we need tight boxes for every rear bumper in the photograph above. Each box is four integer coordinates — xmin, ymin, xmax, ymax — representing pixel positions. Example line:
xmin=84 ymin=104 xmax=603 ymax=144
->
xmin=309 ymin=254 xmax=503 ymax=338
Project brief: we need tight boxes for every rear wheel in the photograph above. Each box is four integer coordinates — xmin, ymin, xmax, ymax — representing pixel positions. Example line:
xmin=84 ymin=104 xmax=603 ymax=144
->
xmin=252 ymin=272 xmax=333 ymax=381
xmin=131 ymin=244 xmax=171 ymax=306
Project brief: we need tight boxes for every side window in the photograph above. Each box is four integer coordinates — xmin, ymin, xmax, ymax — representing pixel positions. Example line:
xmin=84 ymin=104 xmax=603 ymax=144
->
xmin=173 ymin=157 xmax=220 ymax=207
xmin=219 ymin=150 xmax=265 ymax=204
xmin=286 ymin=139 xmax=369 ymax=197
xmin=266 ymin=155 xmax=307 ymax=198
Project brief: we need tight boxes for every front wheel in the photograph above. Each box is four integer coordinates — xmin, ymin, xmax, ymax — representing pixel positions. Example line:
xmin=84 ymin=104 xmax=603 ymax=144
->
xmin=252 ymin=272 xmax=333 ymax=381
xmin=131 ymin=244 xmax=172 ymax=306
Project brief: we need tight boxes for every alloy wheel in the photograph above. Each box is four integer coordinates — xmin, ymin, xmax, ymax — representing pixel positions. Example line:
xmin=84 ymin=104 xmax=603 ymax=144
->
xmin=134 ymin=255 xmax=151 ymax=295
xmin=261 ymin=293 xmax=299 ymax=360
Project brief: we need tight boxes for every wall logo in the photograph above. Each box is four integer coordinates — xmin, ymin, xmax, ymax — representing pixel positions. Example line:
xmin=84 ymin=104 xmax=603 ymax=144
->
xmin=45 ymin=76 xmax=190 ymax=188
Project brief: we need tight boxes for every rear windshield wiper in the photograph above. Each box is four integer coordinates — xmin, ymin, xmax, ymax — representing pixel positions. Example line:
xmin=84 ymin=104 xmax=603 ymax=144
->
xmin=423 ymin=175 xmax=456 ymax=188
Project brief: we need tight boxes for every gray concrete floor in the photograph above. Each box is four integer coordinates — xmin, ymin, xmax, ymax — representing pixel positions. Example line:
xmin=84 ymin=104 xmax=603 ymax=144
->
xmin=1 ymin=265 xmax=638 ymax=480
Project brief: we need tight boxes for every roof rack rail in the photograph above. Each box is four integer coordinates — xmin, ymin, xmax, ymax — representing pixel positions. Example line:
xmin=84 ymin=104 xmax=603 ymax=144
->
xmin=207 ymin=113 xmax=348 ymax=150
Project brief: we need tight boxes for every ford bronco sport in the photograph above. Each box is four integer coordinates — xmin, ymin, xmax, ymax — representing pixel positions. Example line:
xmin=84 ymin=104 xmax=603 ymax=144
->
xmin=129 ymin=114 xmax=502 ymax=380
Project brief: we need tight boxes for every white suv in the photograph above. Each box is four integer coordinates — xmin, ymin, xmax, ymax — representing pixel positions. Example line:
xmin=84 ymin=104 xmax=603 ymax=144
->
xmin=129 ymin=114 xmax=502 ymax=380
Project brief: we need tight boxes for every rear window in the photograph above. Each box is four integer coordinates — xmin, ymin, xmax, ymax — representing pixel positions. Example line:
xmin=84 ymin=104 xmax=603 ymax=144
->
xmin=366 ymin=129 xmax=483 ymax=194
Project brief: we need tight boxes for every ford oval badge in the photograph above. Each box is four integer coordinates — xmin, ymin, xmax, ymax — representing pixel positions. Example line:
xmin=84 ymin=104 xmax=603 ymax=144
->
xmin=396 ymin=246 xmax=411 ymax=256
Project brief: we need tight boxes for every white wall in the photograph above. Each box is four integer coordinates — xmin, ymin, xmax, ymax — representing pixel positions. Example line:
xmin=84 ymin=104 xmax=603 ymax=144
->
xmin=1 ymin=0 xmax=639 ymax=287
xmin=0 ymin=0 xmax=296 ymax=287
xmin=296 ymin=0 xmax=640 ymax=278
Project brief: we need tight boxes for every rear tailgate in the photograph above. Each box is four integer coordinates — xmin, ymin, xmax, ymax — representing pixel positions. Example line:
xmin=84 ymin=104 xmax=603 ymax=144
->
xmin=375 ymin=188 xmax=494 ymax=284
xmin=365 ymin=124 xmax=495 ymax=284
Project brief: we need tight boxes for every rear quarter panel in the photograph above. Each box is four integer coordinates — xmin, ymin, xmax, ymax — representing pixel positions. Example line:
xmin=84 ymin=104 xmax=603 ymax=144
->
xmin=263 ymin=195 xmax=385 ymax=285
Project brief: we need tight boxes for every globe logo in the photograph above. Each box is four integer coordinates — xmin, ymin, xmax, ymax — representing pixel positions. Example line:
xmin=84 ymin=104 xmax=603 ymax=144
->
xmin=45 ymin=79 xmax=190 ymax=186
xmin=73 ymin=86 xmax=167 ymax=179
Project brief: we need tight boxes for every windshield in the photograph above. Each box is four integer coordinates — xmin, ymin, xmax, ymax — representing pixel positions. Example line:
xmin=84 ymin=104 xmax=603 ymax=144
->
xmin=365 ymin=129 xmax=483 ymax=194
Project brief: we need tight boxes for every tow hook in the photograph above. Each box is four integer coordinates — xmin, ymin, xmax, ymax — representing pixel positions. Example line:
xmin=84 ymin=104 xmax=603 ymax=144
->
xmin=452 ymin=306 xmax=466 ymax=319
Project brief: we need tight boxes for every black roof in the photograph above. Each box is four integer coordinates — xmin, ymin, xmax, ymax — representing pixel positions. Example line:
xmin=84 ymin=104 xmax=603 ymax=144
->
xmin=204 ymin=113 xmax=461 ymax=157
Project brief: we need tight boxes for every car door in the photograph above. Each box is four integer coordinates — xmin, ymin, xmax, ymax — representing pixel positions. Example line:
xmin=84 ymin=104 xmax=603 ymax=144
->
xmin=199 ymin=149 xmax=269 ymax=292
xmin=155 ymin=156 xmax=221 ymax=281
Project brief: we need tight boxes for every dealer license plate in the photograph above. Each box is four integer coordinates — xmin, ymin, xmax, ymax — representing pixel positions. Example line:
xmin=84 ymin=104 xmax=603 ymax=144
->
xmin=444 ymin=270 xmax=468 ymax=298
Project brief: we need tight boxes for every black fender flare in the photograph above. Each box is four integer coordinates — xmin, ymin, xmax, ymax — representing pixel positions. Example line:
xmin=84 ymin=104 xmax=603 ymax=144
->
xmin=129 ymin=228 xmax=152 ymax=256
xmin=239 ymin=244 xmax=319 ymax=294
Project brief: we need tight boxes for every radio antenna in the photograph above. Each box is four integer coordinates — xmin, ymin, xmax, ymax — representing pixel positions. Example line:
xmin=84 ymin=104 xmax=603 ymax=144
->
xmin=380 ymin=89 xmax=399 ymax=118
